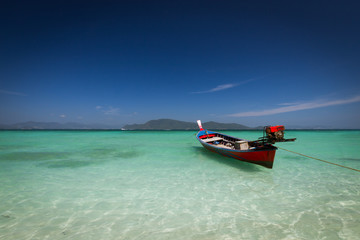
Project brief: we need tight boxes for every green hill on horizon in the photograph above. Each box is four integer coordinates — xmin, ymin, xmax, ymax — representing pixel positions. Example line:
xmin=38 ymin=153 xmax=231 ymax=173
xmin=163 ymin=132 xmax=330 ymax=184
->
xmin=123 ymin=119 xmax=252 ymax=130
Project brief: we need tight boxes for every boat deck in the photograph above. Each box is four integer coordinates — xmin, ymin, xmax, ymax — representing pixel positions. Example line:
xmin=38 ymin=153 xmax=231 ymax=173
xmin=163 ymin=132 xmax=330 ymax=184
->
xmin=214 ymin=144 xmax=233 ymax=149
xmin=201 ymin=137 xmax=223 ymax=143
xmin=200 ymin=136 xmax=235 ymax=149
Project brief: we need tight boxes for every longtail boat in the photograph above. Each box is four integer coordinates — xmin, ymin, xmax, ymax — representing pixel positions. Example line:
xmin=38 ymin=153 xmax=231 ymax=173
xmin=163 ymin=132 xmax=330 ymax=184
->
xmin=196 ymin=120 xmax=295 ymax=168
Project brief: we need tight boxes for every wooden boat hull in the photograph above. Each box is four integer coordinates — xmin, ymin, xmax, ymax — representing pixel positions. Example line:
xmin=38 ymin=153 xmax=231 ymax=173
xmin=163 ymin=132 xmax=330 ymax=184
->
xmin=196 ymin=130 xmax=277 ymax=168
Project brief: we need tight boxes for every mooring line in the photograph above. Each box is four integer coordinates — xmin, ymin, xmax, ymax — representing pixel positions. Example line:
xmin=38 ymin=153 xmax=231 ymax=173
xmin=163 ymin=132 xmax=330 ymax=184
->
xmin=277 ymin=146 xmax=360 ymax=173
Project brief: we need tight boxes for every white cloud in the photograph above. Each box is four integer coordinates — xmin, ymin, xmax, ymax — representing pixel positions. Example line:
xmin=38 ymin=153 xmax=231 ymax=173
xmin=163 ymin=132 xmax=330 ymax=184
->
xmin=192 ymin=83 xmax=237 ymax=94
xmin=0 ymin=89 xmax=27 ymax=96
xmin=194 ymin=83 xmax=240 ymax=94
xmin=209 ymin=84 xmax=237 ymax=92
xmin=96 ymin=106 xmax=120 ymax=115
xmin=228 ymin=95 xmax=360 ymax=117
xmin=192 ymin=79 xmax=255 ymax=94
xmin=59 ymin=114 xmax=66 ymax=118
xmin=104 ymin=107 xmax=120 ymax=115
xmin=277 ymin=101 xmax=305 ymax=106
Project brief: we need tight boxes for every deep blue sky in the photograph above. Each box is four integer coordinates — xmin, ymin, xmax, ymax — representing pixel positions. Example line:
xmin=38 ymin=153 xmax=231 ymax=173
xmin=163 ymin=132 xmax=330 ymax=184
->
xmin=1 ymin=0 xmax=360 ymax=128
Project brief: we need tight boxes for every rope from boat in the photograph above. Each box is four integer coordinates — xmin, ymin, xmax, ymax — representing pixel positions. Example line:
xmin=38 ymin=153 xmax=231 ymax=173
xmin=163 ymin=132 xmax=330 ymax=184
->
xmin=277 ymin=146 xmax=360 ymax=173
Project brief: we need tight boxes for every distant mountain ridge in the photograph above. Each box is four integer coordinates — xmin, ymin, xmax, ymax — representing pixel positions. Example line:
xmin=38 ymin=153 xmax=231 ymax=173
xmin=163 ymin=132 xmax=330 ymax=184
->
xmin=123 ymin=119 xmax=252 ymax=130
xmin=0 ymin=119 xmax=347 ymax=130
xmin=0 ymin=119 xmax=253 ymax=130
xmin=0 ymin=121 xmax=115 ymax=130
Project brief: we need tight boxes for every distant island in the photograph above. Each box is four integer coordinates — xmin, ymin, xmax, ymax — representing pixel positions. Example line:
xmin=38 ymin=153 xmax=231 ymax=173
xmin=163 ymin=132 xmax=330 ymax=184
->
xmin=0 ymin=121 xmax=114 ymax=130
xmin=0 ymin=119 xmax=344 ymax=130
xmin=123 ymin=119 xmax=254 ymax=130
xmin=0 ymin=119 xmax=258 ymax=130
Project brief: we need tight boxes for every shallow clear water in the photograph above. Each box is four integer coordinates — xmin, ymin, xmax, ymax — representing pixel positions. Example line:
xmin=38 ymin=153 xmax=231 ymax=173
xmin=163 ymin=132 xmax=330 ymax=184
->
xmin=0 ymin=130 xmax=359 ymax=240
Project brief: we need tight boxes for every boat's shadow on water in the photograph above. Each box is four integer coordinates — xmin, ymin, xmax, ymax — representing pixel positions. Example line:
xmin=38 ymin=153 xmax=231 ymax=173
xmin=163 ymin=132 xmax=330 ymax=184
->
xmin=192 ymin=146 xmax=263 ymax=172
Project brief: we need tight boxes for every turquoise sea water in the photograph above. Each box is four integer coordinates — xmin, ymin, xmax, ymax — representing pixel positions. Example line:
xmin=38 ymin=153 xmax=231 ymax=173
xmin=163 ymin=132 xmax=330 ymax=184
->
xmin=0 ymin=130 xmax=359 ymax=240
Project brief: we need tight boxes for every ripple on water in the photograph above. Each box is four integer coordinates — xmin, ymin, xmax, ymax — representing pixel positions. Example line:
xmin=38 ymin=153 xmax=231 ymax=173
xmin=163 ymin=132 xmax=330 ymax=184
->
xmin=0 ymin=151 xmax=69 ymax=162
xmin=0 ymin=147 xmax=143 ymax=168
xmin=87 ymin=148 xmax=141 ymax=159
xmin=0 ymin=130 xmax=359 ymax=240
xmin=38 ymin=159 xmax=93 ymax=168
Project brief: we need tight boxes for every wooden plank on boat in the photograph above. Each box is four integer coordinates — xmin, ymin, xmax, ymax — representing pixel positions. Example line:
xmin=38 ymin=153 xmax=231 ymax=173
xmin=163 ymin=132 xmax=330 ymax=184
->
xmin=202 ymin=137 xmax=223 ymax=143
xmin=216 ymin=144 xmax=233 ymax=149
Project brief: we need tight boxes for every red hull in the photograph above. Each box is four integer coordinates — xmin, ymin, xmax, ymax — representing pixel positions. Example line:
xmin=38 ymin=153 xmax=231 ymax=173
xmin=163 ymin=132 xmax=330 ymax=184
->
xmin=197 ymin=130 xmax=277 ymax=168
xmin=200 ymin=141 xmax=276 ymax=168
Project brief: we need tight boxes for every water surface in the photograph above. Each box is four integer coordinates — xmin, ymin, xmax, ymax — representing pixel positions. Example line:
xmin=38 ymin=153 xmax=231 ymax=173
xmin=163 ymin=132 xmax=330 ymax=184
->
xmin=0 ymin=130 xmax=359 ymax=239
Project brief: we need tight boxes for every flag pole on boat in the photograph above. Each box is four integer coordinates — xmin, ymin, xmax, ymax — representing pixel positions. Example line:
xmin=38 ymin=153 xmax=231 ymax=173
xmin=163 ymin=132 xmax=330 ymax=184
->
xmin=197 ymin=120 xmax=204 ymax=131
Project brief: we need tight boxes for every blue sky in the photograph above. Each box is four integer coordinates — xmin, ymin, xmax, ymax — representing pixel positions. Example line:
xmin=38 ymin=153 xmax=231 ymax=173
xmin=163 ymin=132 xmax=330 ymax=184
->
xmin=1 ymin=0 xmax=360 ymax=128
